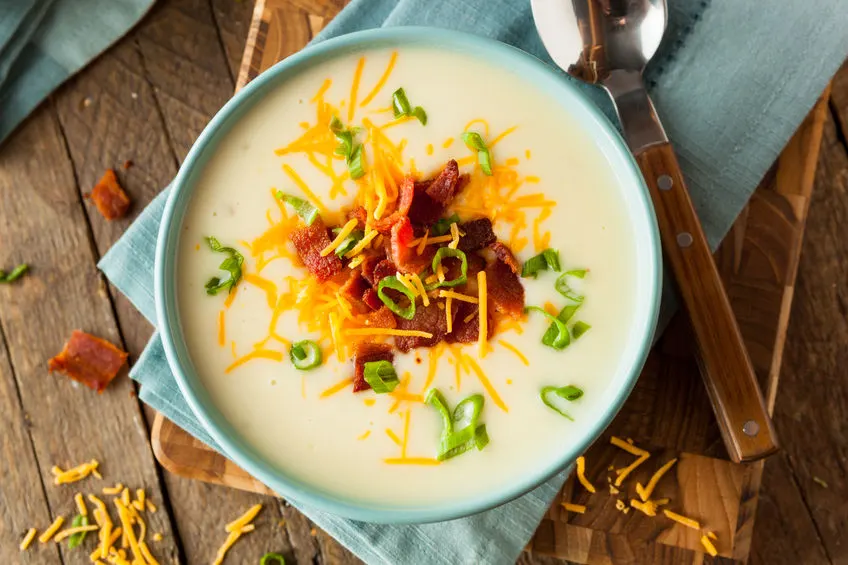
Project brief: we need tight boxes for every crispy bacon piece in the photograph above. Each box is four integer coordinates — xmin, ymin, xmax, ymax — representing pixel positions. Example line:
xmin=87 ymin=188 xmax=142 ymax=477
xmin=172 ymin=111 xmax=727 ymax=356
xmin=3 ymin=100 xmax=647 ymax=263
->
xmin=395 ymin=302 xmax=449 ymax=353
xmin=347 ymin=206 xmax=368 ymax=230
xmin=372 ymin=260 xmax=398 ymax=285
xmin=446 ymin=301 xmax=491 ymax=344
xmin=339 ymin=271 xmax=371 ymax=314
xmin=485 ymin=259 xmax=525 ymax=319
xmin=290 ymin=217 xmax=343 ymax=282
xmin=352 ymin=342 xmax=394 ymax=392
xmin=359 ymin=255 xmax=383 ymax=286
xmin=424 ymin=160 xmax=461 ymax=204
xmin=89 ymin=169 xmax=131 ymax=220
xmin=362 ymin=288 xmax=382 ymax=310
xmin=458 ymin=219 xmax=497 ymax=253
xmin=48 ymin=330 xmax=127 ymax=393
xmin=407 ymin=161 xmax=467 ymax=226
xmin=489 ymin=241 xmax=521 ymax=275
xmin=372 ymin=176 xmax=415 ymax=233
xmin=366 ymin=306 xmax=397 ymax=330
xmin=407 ymin=186 xmax=443 ymax=226
xmin=389 ymin=216 xmax=434 ymax=275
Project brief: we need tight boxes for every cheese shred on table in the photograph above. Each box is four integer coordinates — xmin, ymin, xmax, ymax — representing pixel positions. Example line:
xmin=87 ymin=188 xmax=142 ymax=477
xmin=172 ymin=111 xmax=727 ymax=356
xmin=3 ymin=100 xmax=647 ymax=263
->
xmin=663 ymin=509 xmax=701 ymax=530
xmin=19 ymin=528 xmax=37 ymax=551
xmin=636 ymin=457 xmax=677 ymax=502
xmin=212 ymin=504 xmax=263 ymax=565
xmin=701 ymin=534 xmax=719 ymax=556
xmin=38 ymin=516 xmax=65 ymax=543
xmin=575 ymin=456 xmax=596 ymax=493
xmin=561 ymin=502 xmax=586 ymax=514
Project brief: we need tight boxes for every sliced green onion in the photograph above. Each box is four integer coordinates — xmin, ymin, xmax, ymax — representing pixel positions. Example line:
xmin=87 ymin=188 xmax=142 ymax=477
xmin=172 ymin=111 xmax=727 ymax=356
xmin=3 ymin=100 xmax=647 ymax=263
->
xmin=204 ymin=237 xmax=244 ymax=296
xmin=521 ymin=248 xmax=561 ymax=278
xmin=426 ymin=389 xmax=488 ymax=461
xmin=329 ymin=115 xmax=344 ymax=132
xmin=333 ymin=129 xmax=354 ymax=158
xmin=426 ymin=248 xmax=468 ymax=289
xmin=363 ymin=360 xmax=399 ymax=393
xmin=332 ymin=227 xmax=364 ymax=257
xmin=377 ymin=275 xmax=417 ymax=320
xmin=540 ymin=385 xmax=584 ymax=420
xmin=430 ymin=213 xmax=460 ymax=237
xmin=461 ymin=132 xmax=488 ymax=152
xmin=68 ymin=514 xmax=89 ymax=549
xmin=526 ymin=306 xmax=570 ymax=350
xmin=289 ymin=340 xmax=322 ymax=370
xmin=348 ymin=144 xmax=365 ymax=180
xmin=477 ymin=149 xmax=493 ymax=175
xmin=542 ymin=304 xmax=580 ymax=347
xmin=260 ymin=553 xmax=286 ymax=565
xmin=460 ymin=132 xmax=493 ymax=176
xmin=275 ymin=191 xmax=319 ymax=226
xmin=555 ymin=269 xmax=587 ymax=302
xmin=571 ymin=321 xmax=591 ymax=339
xmin=0 ymin=263 xmax=28 ymax=283
xmin=542 ymin=249 xmax=561 ymax=272
xmin=410 ymin=106 xmax=427 ymax=125
xmin=392 ymin=88 xmax=412 ymax=118
xmin=391 ymin=88 xmax=427 ymax=125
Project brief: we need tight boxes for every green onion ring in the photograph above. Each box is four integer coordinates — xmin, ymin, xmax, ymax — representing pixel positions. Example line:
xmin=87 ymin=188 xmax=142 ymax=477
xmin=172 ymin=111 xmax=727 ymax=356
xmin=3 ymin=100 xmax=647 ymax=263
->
xmin=377 ymin=276 xmax=417 ymax=320
xmin=289 ymin=340 xmax=322 ymax=370
xmin=426 ymin=247 xmax=468 ymax=290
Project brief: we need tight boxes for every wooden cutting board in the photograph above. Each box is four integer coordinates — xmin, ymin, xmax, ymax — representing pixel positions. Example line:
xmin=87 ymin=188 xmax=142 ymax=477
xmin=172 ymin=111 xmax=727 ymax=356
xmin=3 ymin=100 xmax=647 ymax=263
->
xmin=150 ymin=1 xmax=832 ymax=562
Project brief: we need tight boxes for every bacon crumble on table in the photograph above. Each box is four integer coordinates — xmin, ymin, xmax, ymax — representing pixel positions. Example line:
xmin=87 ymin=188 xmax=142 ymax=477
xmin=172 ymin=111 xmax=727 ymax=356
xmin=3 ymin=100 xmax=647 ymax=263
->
xmin=88 ymin=169 xmax=131 ymax=220
xmin=48 ymin=330 xmax=128 ymax=393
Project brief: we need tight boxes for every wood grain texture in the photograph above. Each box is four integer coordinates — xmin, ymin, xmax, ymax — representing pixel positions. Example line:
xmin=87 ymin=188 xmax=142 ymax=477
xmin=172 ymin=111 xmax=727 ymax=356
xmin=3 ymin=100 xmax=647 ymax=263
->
xmin=149 ymin=2 xmax=833 ymax=564
xmin=637 ymin=143 xmax=778 ymax=464
xmin=0 ymin=104 xmax=180 ymax=564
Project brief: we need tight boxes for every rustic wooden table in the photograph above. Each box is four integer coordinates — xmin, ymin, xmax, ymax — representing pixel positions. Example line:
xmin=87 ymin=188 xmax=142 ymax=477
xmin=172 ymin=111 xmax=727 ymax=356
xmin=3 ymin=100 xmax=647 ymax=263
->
xmin=0 ymin=1 xmax=845 ymax=564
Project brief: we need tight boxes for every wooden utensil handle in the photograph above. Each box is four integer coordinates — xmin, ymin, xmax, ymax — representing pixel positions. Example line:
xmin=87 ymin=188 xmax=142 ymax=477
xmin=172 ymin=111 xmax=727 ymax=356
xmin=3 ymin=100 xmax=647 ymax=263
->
xmin=636 ymin=143 xmax=779 ymax=463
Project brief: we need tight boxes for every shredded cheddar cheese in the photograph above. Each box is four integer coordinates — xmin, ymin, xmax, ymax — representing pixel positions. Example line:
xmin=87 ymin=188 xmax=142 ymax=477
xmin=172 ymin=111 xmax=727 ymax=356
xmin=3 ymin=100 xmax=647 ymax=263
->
xmin=636 ymin=457 xmax=677 ymax=502
xmin=321 ymin=218 xmax=359 ymax=257
xmin=75 ymin=492 xmax=88 ymax=516
xmin=438 ymin=290 xmax=478 ymax=303
xmin=19 ymin=528 xmax=37 ymax=551
xmin=385 ymin=429 xmax=402 ymax=446
xmin=344 ymin=328 xmax=434 ymax=338
xmin=102 ymin=483 xmax=123 ymax=495
xmin=226 ymin=504 xmax=262 ymax=532
xmin=448 ymin=222 xmax=461 ymax=249
xmin=408 ymin=234 xmax=452 ymax=247
xmin=610 ymin=436 xmax=651 ymax=487
xmin=477 ymin=271 xmax=487 ymax=358
xmin=445 ymin=296 xmax=453 ymax=333
xmin=496 ymin=339 xmax=529 ymax=365
xmin=662 ymin=509 xmax=701 ymax=530
xmin=383 ymin=457 xmax=441 ymax=466
xmin=409 ymin=274 xmax=429 ymax=306
xmin=346 ymin=229 xmax=378 ymax=257
xmin=53 ymin=524 xmax=100 ymax=542
xmin=320 ymin=377 xmax=355 ymax=398
xmin=575 ymin=456 xmax=596 ymax=494
xmin=630 ymin=499 xmax=660 ymax=517
xmin=359 ymin=51 xmax=397 ymax=107
xmin=53 ymin=460 xmax=100 ymax=485
xmin=38 ymin=516 xmax=65 ymax=543
xmin=700 ymin=534 xmax=718 ymax=556
xmin=561 ymin=502 xmax=586 ymax=514
xmin=463 ymin=355 xmax=507 ymax=412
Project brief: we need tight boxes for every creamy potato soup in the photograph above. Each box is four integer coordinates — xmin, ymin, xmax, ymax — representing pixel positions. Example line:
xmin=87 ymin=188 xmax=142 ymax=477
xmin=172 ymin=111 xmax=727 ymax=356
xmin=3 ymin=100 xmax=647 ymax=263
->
xmin=178 ymin=46 xmax=637 ymax=505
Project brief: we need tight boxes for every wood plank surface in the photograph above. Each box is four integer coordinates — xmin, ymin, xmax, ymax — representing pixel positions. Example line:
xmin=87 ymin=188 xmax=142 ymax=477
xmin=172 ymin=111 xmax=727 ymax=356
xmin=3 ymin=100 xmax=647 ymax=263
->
xmin=0 ymin=104 xmax=180 ymax=562
xmin=148 ymin=1 xmax=839 ymax=564
xmin=0 ymin=0 xmax=844 ymax=563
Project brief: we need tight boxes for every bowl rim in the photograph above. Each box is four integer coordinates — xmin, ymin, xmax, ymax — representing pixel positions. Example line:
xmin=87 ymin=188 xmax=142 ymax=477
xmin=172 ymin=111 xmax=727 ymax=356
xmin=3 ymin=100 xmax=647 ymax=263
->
xmin=155 ymin=26 xmax=662 ymax=524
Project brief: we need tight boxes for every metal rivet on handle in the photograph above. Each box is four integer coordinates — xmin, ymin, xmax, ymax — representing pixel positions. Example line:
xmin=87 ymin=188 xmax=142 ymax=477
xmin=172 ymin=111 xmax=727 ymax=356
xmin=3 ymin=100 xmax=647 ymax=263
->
xmin=676 ymin=232 xmax=693 ymax=247
xmin=743 ymin=420 xmax=760 ymax=437
xmin=657 ymin=174 xmax=673 ymax=191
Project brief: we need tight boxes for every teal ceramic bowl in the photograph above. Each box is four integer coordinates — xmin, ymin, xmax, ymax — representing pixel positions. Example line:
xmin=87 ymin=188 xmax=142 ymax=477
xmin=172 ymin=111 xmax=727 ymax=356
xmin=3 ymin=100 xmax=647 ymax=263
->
xmin=155 ymin=27 xmax=661 ymax=524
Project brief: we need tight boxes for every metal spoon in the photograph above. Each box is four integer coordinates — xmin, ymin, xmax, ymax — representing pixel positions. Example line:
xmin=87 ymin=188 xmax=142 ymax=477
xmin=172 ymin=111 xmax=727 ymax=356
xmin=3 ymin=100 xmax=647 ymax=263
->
xmin=531 ymin=0 xmax=778 ymax=463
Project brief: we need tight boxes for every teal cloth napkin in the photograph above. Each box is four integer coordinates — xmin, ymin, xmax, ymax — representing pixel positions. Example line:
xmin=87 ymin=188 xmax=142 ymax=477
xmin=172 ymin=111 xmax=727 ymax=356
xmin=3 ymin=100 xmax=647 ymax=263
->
xmin=93 ymin=0 xmax=846 ymax=564
xmin=0 ymin=0 xmax=155 ymax=143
